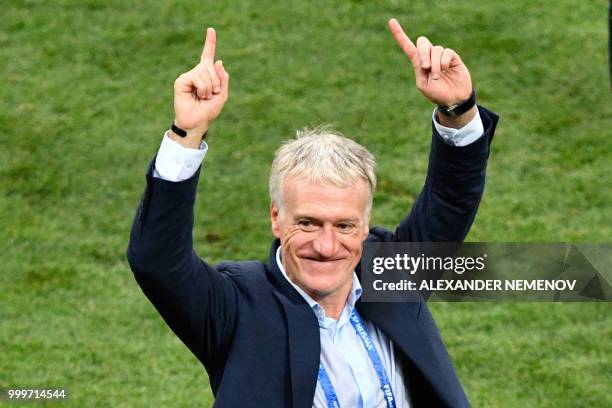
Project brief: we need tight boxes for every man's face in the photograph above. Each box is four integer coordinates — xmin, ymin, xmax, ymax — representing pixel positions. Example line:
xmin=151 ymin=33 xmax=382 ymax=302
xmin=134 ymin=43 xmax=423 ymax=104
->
xmin=270 ymin=175 xmax=370 ymax=301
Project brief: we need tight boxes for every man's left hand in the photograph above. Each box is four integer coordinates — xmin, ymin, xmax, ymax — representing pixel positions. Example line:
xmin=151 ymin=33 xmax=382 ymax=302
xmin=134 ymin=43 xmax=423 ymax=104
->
xmin=388 ymin=18 xmax=473 ymax=109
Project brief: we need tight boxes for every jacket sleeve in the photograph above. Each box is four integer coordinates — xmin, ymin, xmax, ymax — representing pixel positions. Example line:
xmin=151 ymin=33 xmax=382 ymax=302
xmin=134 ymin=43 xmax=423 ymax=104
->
xmin=126 ymin=160 xmax=238 ymax=371
xmin=395 ymin=106 xmax=499 ymax=242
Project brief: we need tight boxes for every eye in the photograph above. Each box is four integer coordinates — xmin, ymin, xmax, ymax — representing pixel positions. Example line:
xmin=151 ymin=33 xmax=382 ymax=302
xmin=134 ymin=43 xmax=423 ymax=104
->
xmin=336 ymin=222 xmax=357 ymax=234
xmin=297 ymin=219 xmax=318 ymax=231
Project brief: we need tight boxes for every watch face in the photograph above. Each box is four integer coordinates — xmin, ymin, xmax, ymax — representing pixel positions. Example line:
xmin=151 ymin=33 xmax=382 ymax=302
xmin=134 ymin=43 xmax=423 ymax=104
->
xmin=439 ymin=90 xmax=476 ymax=118
xmin=438 ymin=106 xmax=457 ymax=117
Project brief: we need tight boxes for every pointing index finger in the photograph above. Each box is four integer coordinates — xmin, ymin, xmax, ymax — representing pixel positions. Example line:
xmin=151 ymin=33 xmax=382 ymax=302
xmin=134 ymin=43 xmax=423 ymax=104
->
xmin=201 ymin=27 xmax=216 ymax=62
xmin=388 ymin=18 xmax=417 ymax=63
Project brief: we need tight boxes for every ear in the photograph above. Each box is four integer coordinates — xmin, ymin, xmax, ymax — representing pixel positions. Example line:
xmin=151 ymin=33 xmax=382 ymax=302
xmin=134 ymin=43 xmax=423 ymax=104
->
xmin=270 ymin=203 xmax=281 ymax=238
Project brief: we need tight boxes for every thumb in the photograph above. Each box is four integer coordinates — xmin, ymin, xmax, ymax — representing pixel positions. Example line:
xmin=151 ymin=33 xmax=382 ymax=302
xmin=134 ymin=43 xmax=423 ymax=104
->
xmin=215 ymin=60 xmax=229 ymax=99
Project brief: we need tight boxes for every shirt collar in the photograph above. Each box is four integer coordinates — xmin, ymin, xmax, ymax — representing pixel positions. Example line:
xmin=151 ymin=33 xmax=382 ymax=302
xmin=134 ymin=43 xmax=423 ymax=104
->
xmin=276 ymin=246 xmax=362 ymax=326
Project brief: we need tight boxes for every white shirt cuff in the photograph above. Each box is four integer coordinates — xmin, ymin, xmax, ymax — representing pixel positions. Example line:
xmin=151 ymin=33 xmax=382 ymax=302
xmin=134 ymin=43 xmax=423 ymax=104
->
xmin=153 ymin=131 xmax=208 ymax=181
xmin=432 ymin=108 xmax=484 ymax=146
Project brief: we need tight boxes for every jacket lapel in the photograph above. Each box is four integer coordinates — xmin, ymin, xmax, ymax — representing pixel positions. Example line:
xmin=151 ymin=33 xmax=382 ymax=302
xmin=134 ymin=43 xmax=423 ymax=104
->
xmin=267 ymin=239 xmax=320 ymax=408
xmin=273 ymin=291 xmax=320 ymax=408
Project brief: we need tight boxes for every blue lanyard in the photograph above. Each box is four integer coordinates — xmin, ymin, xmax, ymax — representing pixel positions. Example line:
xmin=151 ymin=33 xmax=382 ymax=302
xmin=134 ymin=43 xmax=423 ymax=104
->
xmin=317 ymin=309 xmax=396 ymax=408
xmin=318 ymin=363 xmax=341 ymax=408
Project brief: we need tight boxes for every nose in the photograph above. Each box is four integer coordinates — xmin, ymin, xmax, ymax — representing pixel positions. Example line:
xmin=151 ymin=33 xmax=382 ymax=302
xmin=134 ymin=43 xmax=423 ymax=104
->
xmin=312 ymin=224 xmax=339 ymax=258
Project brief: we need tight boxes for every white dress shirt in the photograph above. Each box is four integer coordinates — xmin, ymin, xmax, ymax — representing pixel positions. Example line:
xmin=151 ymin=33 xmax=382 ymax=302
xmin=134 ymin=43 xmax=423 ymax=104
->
xmin=154 ymin=108 xmax=483 ymax=182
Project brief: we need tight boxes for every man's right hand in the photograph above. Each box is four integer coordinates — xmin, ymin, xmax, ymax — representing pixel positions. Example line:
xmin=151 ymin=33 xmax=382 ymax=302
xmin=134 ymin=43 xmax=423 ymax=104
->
xmin=172 ymin=27 xmax=229 ymax=148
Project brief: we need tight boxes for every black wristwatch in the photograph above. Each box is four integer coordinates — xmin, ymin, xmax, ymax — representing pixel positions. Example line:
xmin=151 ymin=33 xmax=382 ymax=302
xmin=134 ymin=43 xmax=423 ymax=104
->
xmin=171 ymin=122 xmax=208 ymax=140
xmin=437 ymin=89 xmax=477 ymax=118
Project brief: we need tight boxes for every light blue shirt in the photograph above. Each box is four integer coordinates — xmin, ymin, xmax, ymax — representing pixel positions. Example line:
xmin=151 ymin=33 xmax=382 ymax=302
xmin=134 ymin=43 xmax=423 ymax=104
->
xmin=276 ymin=247 xmax=412 ymax=408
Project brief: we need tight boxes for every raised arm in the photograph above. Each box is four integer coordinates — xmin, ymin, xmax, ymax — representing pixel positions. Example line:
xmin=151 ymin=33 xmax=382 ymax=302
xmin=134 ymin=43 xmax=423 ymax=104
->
xmin=127 ymin=28 xmax=235 ymax=370
xmin=387 ymin=18 xmax=499 ymax=242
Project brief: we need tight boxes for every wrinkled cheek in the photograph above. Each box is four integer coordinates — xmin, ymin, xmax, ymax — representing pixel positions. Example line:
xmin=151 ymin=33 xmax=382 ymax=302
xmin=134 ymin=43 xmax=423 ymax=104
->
xmin=281 ymin=227 xmax=308 ymax=246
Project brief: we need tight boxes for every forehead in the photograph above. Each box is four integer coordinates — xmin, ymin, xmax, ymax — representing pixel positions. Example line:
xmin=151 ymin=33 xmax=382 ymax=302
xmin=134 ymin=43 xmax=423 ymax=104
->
xmin=281 ymin=175 xmax=369 ymax=220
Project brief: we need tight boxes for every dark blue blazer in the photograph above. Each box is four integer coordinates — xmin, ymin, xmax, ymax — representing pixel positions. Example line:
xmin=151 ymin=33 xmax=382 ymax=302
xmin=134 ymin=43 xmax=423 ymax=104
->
xmin=127 ymin=107 xmax=498 ymax=407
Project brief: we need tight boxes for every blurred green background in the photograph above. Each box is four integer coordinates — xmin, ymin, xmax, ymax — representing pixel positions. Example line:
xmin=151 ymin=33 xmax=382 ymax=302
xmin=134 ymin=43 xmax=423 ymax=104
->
xmin=1 ymin=0 xmax=610 ymax=406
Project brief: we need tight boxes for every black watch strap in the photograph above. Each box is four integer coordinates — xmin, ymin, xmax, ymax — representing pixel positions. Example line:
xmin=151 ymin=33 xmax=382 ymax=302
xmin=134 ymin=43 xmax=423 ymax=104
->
xmin=437 ymin=89 xmax=477 ymax=118
xmin=171 ymin=122 xmax=208 ymax=140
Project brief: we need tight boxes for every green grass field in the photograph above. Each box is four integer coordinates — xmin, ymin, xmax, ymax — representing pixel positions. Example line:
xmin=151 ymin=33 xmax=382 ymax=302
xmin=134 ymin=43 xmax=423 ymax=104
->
xmin=1 ymin=0 xmax=611 ymax=406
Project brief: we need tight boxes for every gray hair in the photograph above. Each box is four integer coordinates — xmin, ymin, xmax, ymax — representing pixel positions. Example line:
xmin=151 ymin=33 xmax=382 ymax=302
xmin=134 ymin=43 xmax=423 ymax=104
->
xmin=269 ymin=127 xmax=377 ymax=218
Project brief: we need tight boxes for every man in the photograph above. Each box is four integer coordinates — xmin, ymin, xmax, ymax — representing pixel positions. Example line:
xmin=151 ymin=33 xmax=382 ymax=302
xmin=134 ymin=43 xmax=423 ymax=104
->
xmin=128 ymin=18 xmax=498 ymax=407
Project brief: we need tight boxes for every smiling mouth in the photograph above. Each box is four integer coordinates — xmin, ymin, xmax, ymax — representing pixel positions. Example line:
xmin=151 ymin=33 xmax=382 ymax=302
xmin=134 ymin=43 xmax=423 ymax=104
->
xmin=302 ymin=255 xmax=343 ymax=261
xmin=298 ymin=257 xmax=351 ymax=276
